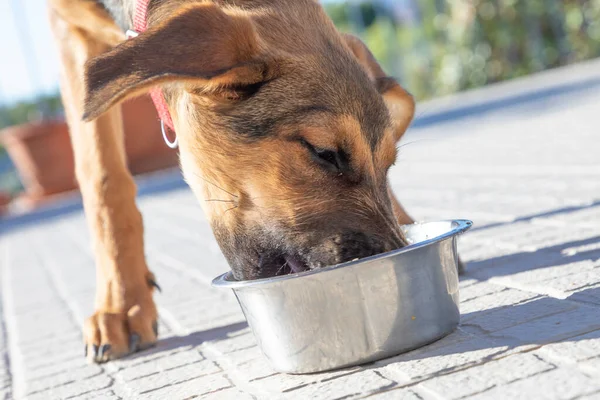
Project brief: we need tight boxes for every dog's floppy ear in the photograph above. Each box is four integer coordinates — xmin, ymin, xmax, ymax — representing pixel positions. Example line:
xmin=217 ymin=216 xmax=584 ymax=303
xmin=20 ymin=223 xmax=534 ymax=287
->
xmin=342 ymin=34 xmax=415 ymax=141
xmin=83 ymin=4 xmax=267 ymax=120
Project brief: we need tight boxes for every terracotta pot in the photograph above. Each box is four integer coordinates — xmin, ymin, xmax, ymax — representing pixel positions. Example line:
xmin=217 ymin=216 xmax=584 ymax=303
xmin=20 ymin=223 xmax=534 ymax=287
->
xmin=0 ymin=120 xmax=76 ymax=201
xmin=0 ymin=95 xmax=180 ymax=207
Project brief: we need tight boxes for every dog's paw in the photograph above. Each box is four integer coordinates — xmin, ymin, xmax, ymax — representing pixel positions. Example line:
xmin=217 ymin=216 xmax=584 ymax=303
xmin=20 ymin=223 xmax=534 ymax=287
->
xmin=83 ymin=300 xmax=158 ymax=363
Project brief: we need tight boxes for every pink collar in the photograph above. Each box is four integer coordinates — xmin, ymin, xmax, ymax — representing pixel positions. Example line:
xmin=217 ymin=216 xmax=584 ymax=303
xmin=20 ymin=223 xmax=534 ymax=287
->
xmin=127 ymin=0 xmax=177 ymax=148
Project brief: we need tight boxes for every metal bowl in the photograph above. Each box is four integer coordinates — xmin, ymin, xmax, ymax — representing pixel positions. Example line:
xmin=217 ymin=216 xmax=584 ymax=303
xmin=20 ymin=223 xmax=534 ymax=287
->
xmin=212 ymin=219 xmax=472 ymax=374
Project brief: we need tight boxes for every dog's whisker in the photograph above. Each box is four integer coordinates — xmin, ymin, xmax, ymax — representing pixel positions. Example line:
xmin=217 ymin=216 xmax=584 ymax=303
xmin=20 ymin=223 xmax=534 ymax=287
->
xmin=249 ymin=195 xmax=295 ymax=202
xmin=204 ymin=199 xmax=236 ymax=203
xmin=396 ymin=140 xmax=423 ymax=150
xmin=393 ymin=139 xmax=433 ymax=160
xmin=276 ymin=262 xmax=288 ymax=275
xmin=413 ymin=104 xmax=432 ymax=121
xmin=395 ymin=138 xmax=436 ymax=156
xmin=193 ymin=173 xmax=239 ymax=199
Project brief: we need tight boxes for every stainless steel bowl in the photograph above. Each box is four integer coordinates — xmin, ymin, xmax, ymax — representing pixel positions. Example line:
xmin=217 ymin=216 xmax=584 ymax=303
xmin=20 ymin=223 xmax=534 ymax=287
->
xmin=212 ymin=219 xmax=472 ymax=374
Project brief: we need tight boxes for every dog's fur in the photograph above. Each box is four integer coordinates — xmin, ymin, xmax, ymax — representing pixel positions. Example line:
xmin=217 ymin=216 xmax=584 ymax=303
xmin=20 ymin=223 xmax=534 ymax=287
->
xmin=48 ymin=0 xmax=421 ymax=363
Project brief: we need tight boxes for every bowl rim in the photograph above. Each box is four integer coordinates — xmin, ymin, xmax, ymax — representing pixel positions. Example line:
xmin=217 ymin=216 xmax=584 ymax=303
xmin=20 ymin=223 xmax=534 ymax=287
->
xmin=211 ymin=219 xmax=472 ymax=289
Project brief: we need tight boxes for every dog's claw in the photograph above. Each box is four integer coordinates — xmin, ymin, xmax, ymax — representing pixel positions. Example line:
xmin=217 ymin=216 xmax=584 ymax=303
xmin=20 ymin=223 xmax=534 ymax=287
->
xmin=148 ymin=278 xmax=161 ymax=293
xmin=152 ymin=321 xmax=158 ymax=337
xmin=129 ymin=333 xmax=141 ymax=353
xmin=98 ymin=344 xmax=111 ymax=360
xmin=84 ymin=345 xmax=88 ymax=357
xmin=84 ymin=299 xmax=158 ymax=363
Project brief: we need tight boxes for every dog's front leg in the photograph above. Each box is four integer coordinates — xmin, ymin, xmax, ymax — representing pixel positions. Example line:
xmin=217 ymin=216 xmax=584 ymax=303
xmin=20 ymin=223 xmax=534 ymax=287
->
xmin=49 ymin=5 xmax=158 ymax=362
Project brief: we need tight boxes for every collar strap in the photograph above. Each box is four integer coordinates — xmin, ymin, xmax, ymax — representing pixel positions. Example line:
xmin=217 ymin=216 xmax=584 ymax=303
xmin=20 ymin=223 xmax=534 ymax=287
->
xmin=133 ymin=0 xmax=151 ymax=32
xmin=128 ymin=0 xmax=176 ymax=134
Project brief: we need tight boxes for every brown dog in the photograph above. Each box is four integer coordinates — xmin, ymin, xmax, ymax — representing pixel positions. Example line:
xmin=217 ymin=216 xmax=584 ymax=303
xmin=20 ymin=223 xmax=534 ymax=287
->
xmin=48 ymin=0 xmax=420 ymax=363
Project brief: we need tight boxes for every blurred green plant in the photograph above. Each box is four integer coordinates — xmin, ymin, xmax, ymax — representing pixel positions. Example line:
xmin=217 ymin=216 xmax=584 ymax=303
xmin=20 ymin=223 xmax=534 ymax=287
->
xmin=324 ymin=0 xmax=600 ymax=101
xmin=0 ymin=93 xmax=63 ymax=130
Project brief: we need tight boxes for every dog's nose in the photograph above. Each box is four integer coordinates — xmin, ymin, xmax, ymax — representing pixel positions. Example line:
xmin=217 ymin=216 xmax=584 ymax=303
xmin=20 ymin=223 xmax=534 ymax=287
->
xmin=334 ymin=231 xmax=388 ymax=263
xmin=306 ymin=230 xmax=404 ymax=269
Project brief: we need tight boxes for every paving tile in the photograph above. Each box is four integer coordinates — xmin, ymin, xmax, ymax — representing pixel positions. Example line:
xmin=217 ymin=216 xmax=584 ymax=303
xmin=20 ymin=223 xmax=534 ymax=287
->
xmin=420 ymin=353 xmax=554 ymax=399
xmin=466 ymin=368 xmax=600 ymax=400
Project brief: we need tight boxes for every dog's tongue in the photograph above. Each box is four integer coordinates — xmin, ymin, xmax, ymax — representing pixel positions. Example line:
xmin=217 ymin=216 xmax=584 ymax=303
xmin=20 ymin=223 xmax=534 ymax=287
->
xmin=285 ymin=254 xmax=307 ymax=274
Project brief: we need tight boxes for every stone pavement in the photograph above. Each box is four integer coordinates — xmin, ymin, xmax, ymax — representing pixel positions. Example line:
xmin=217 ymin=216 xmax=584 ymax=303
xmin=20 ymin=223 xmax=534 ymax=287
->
xmin=1 ymin=58 xmax=600 ymax=399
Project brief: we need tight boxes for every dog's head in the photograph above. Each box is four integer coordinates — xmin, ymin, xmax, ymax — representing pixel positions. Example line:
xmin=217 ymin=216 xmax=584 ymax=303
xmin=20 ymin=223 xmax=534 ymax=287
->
xmin=83 ymin=1 xmax=415 ymax=280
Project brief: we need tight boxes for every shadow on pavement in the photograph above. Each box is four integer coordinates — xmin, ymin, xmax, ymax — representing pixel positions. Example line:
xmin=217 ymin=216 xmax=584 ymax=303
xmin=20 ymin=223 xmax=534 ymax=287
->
xmin=469 ymin=199 xmax=600 ymax=233
xmin=369 ymin=286 xmax=600 ymax=379
xmin=122 ymin=321 xmax=250 ymax=362
xmin=466 ymin=235 xmax=600 ymax=279
xmin=459 ymin=199 xmax=600 ymax=279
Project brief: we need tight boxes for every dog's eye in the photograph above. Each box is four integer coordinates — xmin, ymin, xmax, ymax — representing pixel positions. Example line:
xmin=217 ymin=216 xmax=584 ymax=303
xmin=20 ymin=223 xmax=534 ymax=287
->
xmin=301 ymin=140 xmax=342 ymax=171
xmin=317 ymin=150 xmax=338 ymax=167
